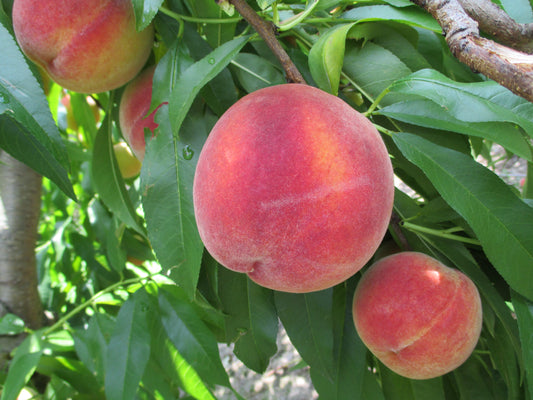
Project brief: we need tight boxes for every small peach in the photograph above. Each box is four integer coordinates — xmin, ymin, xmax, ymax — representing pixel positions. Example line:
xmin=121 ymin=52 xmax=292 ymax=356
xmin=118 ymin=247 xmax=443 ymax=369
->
xmin=114 ymin=142 xmax=142 ymax=179
xmin=352 ymin=252 xmax=482 ymax=380
xmin=119 ymin=66 xmax=164 ymax=161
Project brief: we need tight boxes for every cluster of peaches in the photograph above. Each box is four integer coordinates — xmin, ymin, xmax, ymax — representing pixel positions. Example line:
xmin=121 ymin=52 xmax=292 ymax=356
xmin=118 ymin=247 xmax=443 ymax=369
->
xmin=14 ymin=0 xmax=482 ymax=381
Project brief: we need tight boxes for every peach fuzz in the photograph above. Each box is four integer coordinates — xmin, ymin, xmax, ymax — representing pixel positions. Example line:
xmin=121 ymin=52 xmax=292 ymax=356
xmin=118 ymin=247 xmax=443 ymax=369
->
xmin=12 ymin=0 xmax=154 ymax=94
xmin=352 ymin=252 xmax=482 ymax=380
xmin=193 ymin=84 xmax=394 ymax=293
xmin=119 ymin=66 xmax=164 ymax=162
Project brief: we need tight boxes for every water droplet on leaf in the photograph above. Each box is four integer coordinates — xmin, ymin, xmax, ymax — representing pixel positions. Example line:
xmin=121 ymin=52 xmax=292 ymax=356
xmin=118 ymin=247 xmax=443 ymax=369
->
xmin=183 ymin=145 xmax=194 ymax=160
xmin=208 ymin=58 xmax=216 ymax=65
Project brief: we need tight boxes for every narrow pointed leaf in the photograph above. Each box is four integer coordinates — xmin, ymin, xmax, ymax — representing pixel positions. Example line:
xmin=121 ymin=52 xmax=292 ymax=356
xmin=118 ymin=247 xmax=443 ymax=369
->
xmin=104 ymin=292 xmax=153 ymax=400
xmin=393 ymin=132 xmax=533 ymax=300
xmin=379 ymin=99 xmax=532 ymax=162
xmin=389 ymin=69 xmax=533 ymax=136
xmin=131 ymin=0 xmax=162 ymax=31
xmin=309 ymin=23 xmax=355 ymax=95
xmin=341 ymin=5 xmax=441 ymax=32
xmin=159 ymin=288 xmax=230 ymax=387
xmin=275 ymin=290 xmax=335 ymax=382
xmin=141 ymin=104 xmax=207 ymax=298
xmin=169 ymin=35 xmax=249 ymax=136
xmin=0 ymin=19 xmax=74 ymax=199
xmin=92 ymin=114 xmax=145 ymax=236
xmin=0 ymin=332 xmax=43 ymax=400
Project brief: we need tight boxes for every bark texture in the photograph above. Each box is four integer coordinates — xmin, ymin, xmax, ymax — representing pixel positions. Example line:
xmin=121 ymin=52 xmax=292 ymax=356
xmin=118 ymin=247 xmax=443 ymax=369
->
xmin=411 ymin=0 xmax=533 ymax=103
xmin=0 ymin=151 xmax=43 ymax=369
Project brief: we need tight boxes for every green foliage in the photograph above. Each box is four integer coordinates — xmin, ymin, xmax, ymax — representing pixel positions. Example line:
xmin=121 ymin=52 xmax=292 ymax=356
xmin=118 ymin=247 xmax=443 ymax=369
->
xmin=1 ymin=0 xmax=533 ymax=399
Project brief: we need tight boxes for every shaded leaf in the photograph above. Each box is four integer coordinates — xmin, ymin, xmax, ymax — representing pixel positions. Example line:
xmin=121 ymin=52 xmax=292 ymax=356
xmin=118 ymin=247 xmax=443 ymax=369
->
xmin=232 ymin=52 xmax=285 ymax=93
xmin=159 ymin=287 xmax=230 ymax=388
xmin=275 ymin=290 xmax=335 ymax=382
xmin=168 ymin=35 xmax=249 ymax=136
xmin=393 ymin=132 xmax=533 ymax=300
xmin=131 ymin=0 xmax=163 ymax=31
xmin=388 ymin=69 xmax=533 ymax=137
xmin=309 ymin=23 xmax=355 ymax=95
xmin=141 ymin=104 xmax=208 ymax=298
xmin=341 ymin=5 xmax=441 ymax=32
xmin=0 ymin=19 xmax=74 ymax=199
xmin=0 ymin=332 xmax=43 ymax=400
xmin=92 ymin=113 xmax=145 ymax=235
xmin=512 ymin=291 xmax=533 ymax=399
xmin=104 ymin=291 xmax=153 ymax=400
xmin=379 ymin=99 xmax=532 ymax=162
xmin=216 ymin=268 xmax=278 ymax=373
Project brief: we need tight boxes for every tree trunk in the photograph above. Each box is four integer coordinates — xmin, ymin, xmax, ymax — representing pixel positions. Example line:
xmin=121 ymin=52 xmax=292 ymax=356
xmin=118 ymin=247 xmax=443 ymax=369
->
xmin=0 ymin=151 xmax=43 ymax=370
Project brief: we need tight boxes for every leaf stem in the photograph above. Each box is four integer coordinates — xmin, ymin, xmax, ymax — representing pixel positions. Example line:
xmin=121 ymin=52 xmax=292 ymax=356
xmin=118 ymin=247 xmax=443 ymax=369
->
xmin=402 ymin=221 xmax=481 ymax=245
xmin=159 ymin=6 xmax=242 ymax=24
xmin=41 ymin=275 xmax=155 ymax=337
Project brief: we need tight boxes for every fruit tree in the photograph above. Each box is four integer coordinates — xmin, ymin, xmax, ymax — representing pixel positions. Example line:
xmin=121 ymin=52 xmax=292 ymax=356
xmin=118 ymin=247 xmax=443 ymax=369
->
xmin=1 ymin=0 xmax=533 ymax=399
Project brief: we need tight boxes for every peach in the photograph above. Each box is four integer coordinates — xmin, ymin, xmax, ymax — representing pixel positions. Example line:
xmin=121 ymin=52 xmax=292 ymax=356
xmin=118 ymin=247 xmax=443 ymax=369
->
xmin=352 ymin=252 xmax=482 ymax=380
xmin=193 ymin=84 xmax=394 ymax=293
xmin=114 ymin=142 xmax=142 ymax=179
xmin=119 ymin=66 xmax=164 ymax=162
xmin=12 ymin=0 xmax=154 ymax=94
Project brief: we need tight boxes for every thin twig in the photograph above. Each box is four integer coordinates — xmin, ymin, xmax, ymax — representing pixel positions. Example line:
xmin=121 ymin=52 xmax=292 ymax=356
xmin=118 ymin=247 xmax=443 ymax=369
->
xmin=218 ymin=0 xmax=306 ymax=84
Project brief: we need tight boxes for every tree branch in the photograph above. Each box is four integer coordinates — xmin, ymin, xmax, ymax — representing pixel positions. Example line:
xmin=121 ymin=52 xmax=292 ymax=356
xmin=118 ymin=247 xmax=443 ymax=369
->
xmin=411 ymin=0 xmax=533 ymax=103
xmin=458 ymin=0 xmax=533 ymax=53
xmin=218 ymin=0 xmax=306 ymax=84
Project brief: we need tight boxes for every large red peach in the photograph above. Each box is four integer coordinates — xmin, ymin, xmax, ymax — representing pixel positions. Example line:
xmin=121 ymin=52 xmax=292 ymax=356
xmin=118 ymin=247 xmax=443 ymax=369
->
xmin=193 ymin=84 xmax=394 ymax=293
xmin=119 ymin=66 xmax=164 ymax=162
xmin=12 ymin=0 xmax=154 ymax=93
xmin=352 ymin=252 xmax=482 ymax=380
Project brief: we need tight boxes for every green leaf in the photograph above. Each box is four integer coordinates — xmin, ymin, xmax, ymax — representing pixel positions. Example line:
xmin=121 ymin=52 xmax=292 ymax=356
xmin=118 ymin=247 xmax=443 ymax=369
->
xmin=232 ymin=53 xmax=285 ymax=93
xmin=512 ymin=291 xmax=533 ymax=399
xmin=341 ymin=5 xmax=441 ymax=32
xmin=232 ymin=280 xmax=278 ymax=373
xmin=74 ymin=313 xmax=115 ymax=387
xmin=311 ymin=283 xmax=368 ymax=400
xmin=393 ymin=132 xmax=533 ymax=301
xmin=256 ymin=0 xmax=277 ymax=9
xmin=379 ymin=99 xmax=533 ymax=162
xmin=216 ymin=268 xmax=278 ymax=373
xmin=92 ymin=113 xmax=145 ymax=236
xmin=343 ymin=42 xmax=412 ymax=101
xmin=380 ymin=365 xmax=445 ymax=400
xmin=0 ymin=19 xmax=74 ymax=199
xmin=275 ymin=290 xmax=335 ymax=382
xmin=185 ymin=0 xmax=237 ymax=47
xmin=388 ymin=69 xmax=533 ymax=137
xmin=131 ymin=0 xmax=162 ymax=31
xmin=104 ymin=291 xmax=153 ymax=400
xmin=309 ymin=23 xmax=355 ymax=95
xmin=158 ymin=287 xmax=230 ymax=388
xmin=0 ymin=313 xmax=25 ymax=335
xmin=141 ymin=104 xmax=207 ymax=298
xmin=168 ymin=34 xmax=249 ymax=136
xmin=0 ymin=332 xmax=43 ymax=400
xmin=499 ymin=0 xmax=533 ymax=23
xmin=453 ymin=357 xmax=496 ymax=400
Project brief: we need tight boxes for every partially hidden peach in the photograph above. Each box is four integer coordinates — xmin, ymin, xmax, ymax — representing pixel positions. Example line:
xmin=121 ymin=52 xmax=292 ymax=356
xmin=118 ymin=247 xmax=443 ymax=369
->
xmin=114 ymin=142 xmax=142 ymax=179
xmin=12 ymin=0 xmax=154 ymax=94
xmin=352 ymin=252 xmax=482 ymax=380
xmin=193 ymin=84 xmax=394 ymax=293
xmin=119 ymin=66 xmax=164 ymax=162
